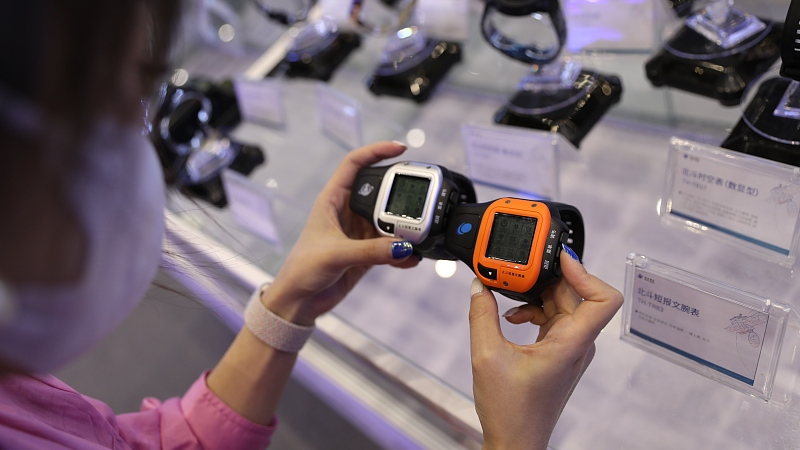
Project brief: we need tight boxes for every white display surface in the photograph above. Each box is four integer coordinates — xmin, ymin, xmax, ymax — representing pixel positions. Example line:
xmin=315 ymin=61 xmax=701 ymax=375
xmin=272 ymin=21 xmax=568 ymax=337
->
xmin=174 ymin=4 xmax=800 ymax=447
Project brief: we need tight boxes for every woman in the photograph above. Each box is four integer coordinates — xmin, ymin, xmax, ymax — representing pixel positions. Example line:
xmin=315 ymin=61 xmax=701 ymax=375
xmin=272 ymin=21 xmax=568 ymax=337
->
xmin=0 ymin=1 xmax=623 ymax=449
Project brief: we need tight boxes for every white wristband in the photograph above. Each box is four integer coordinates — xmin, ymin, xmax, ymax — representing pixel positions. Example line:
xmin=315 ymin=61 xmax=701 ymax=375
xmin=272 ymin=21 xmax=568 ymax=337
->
xmin=244 ymin=284 xmax=315 ymax=353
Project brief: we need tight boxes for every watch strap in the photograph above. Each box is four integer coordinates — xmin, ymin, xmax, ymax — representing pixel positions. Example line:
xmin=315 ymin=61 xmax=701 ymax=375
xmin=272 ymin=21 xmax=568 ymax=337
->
xmin=780 ymin=0 xmax=800 ymax=81
xmin=550 ymin=202 xmax=585 ymax=262
xmin=450 ymin=170 xmax=477 ymax=204
xmin=481 ymin=0 xmax=566 ymax=64
xmin=244 ymin=284 xmax=315 ymax=353
xmin=349 ymin=165 xmax=388 ymax=221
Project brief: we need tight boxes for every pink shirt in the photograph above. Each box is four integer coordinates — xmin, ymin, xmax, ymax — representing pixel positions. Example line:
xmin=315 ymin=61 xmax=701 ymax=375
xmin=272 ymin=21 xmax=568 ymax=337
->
xmin=0 ymin=371 xmax=276 ymax=449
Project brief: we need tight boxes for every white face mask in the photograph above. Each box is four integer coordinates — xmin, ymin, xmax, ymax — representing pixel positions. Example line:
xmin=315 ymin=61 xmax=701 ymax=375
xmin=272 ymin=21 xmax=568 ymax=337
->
xmin=0 ymin=116 xmax=165 ymax=373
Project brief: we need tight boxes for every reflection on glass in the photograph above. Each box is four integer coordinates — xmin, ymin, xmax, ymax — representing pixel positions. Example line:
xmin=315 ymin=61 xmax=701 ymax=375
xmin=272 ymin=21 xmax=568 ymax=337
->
xmin=185 ymin=134 xmax=238 ymax=184
xmin=286 ymin=17 xmax=339 ymax=62
xmin=434 ymin=260 xmax=458 ymax=279
xmin=218 ymin=24 xmax=236 ymax=42
xmin=350 ymin=0 xmax=417 ymax=36
xmin=406 ymin=128 xmax=426 ymax=148
xmin=773 ymin=81 xmax=800 ymax=120
xmin=685 ymin=0 xmax=765 ymax=49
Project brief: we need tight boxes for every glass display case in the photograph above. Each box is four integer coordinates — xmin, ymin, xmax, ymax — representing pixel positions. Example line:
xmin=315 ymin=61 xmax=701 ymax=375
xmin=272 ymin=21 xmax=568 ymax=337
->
xmin=166 ymin=0 xmax=799 ymax=448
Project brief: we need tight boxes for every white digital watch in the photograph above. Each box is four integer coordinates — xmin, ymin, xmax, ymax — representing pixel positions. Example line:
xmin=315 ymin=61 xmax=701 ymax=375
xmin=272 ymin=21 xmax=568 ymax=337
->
xmin=350 ymin=161 xmax=476 ymax=259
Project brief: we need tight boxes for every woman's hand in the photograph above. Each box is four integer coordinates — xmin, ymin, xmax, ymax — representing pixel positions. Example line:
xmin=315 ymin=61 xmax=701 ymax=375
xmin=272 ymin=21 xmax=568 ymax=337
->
xmin=261 ymin=140 xmax=419 ymax=326
xmin=469 ymin=247 xmax=623 ymax=450
xmin=208 ymin=141 xmax=419 ymax=426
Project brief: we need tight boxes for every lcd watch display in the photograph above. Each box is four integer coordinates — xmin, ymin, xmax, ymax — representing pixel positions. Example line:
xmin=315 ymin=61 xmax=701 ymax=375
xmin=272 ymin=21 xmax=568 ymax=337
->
xmin=444 ymin=198 xmax=585 ymax=305
xmin=385 ymin=174 xmax=430 ymax=219
xmin=485 ymin=213 xmax=537 ymax=264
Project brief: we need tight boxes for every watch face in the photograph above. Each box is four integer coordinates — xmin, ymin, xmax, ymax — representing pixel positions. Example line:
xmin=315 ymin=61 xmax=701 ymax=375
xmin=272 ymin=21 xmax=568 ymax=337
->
xmin=485 ymin=213 xmax=537 ymax=264
xmin=385 ymin=174 xmax=430 ymax=219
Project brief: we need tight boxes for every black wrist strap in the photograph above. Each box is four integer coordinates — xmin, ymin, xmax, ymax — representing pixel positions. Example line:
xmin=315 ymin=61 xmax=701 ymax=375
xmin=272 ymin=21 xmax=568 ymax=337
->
xmin=481 ymin=0 xmax=567 ymax=65
xmin=349 ymin=165 xmax=387 ymax=221
xmin=550 ymin=202 xmax=585 ymax=262
xmin=781 ymin=0 xmax=800 ymax=81
xmin=450 ymin=171 xmax=477 ymax=204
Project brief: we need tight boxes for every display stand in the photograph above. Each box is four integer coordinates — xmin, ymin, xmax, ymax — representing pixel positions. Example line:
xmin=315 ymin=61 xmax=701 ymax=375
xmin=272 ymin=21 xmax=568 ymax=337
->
xmin=349 ymin=0 xmax=463 ymax=103
xmin=366 ymin=25 xmax=462 ymax=103
xmin=622 ymin=253 xmax=798 ymax=401
xmin=461 ymin=123 xmax=580 ymax=200
xmin=494 ymin=59 xmax=623 ymax=148
xmin=480 ymin=0 xmax=623 ymax=148
xmin=222 ymin=169 xmax=283 ymax=246
xmin=267 ymin=17 xmax=362 ymax=81
xmin=151 ymin=81 xmax=266 ymax=207
xmin=317 ymin=83 xmax=364 ymax=149
xmin=722 ymin=67 xmax=800 ymax=167
xmin=645 ymin=0 xmax=781 ymax=106
xmin=660 ymin=137 xmax=800 ymax=266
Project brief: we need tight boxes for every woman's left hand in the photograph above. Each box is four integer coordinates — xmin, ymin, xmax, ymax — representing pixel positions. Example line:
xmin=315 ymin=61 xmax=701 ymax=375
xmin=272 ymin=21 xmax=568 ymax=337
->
xmin=260 ymin=141 xmax=419 ymax=326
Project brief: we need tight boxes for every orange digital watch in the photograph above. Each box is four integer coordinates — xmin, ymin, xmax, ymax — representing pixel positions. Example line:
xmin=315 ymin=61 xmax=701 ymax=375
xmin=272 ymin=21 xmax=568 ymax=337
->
xmin=444 ymin=198 xmax=585 ymax=304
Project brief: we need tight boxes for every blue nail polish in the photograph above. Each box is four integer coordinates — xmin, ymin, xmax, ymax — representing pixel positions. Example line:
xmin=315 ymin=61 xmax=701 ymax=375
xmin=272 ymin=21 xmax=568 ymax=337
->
xmin=392 ymin=241 xmax=414 ymax=259
xmin=562 ymin=243 xmax=579 ymax=261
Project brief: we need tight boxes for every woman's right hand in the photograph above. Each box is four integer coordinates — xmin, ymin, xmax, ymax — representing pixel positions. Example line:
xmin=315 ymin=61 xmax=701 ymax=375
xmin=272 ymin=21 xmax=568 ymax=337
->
xmin=469 ymin=248 xmax=623 ymax=450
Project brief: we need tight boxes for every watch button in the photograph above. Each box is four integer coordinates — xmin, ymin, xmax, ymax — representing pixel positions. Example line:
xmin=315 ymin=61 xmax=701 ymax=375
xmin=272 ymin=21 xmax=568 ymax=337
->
xmin=477 ymin=263 xmax=497 ymax=281
xmin=449 ymin=213 xmax=480 ymax=249
xmin=377 ymin=219 xmax=395 ymax=234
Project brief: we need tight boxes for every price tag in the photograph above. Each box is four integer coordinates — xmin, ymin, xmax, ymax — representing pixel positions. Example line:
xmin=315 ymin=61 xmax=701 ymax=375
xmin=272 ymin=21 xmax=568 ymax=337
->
xmin=317 ymin=84 xmax=363 ymax=150
xmin=222 ymin=170 xmax=281 ymax=245
xmin=622 ymin=254 xmax=790 ymax=400
xmin=417 ymin=0 xmax=469 ymax=42
xmin=564 ymin=0 xmax=655 ymax=52
xmin=234 ymin=77 xmax=286 ymax=127
xmin=461 ymin=124 xmax=560 ymax=199
xmin=661 ymin=138 xmax=800 ymax=266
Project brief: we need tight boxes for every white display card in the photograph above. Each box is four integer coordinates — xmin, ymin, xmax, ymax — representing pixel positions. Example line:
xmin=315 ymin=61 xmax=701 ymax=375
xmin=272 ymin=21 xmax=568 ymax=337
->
xmin=564 ymin=0 xmax=655 ymax=52
xmin=622 ymin=253 xmax=791 ymax=400
xmin=461 ymin=124 xmax=574 ymax=200
xmin=234 ymin=77 xmax=286 ymax=127
xmin=222 ymin=170 xmax=281 ymax=245
xmin=317 ymin=84 xmax=363 ymax=150
xmin=661 ymin=138 xmax=800 ymax=267
xmin=417 ymin=0 xmax=469 ymax=42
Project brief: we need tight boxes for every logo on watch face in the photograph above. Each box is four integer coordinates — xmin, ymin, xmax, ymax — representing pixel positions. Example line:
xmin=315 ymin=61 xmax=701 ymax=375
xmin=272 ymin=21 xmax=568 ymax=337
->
xmin=457 ymin=222 xmax=473 ymax=235
xmin=358 ymin=183 xmax=374 ymax=197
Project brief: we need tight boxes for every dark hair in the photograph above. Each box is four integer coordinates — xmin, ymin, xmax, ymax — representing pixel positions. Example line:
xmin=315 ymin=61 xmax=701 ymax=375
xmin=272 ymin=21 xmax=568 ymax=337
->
xmin=0 ymin=0 xmax=182 ymax=135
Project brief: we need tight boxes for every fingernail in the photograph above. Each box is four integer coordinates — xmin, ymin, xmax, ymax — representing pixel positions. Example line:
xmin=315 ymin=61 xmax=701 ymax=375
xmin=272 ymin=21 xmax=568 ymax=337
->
xmin=562 ymin=243 xmax=579 ymax=261
xmin=391 ymin=241 xmax=413 ymax=259
xmin=470 ymin=278 xmax=484 ymax=297
xmin=502 ymin=306 xmax=520 ymax=317
xmin=391 ymin=140 xmax=407 ymax=148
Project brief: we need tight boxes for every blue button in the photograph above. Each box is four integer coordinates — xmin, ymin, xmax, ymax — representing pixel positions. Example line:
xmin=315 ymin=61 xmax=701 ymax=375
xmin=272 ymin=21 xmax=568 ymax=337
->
xmin=457 ymin=222 xmax=473 ymax=235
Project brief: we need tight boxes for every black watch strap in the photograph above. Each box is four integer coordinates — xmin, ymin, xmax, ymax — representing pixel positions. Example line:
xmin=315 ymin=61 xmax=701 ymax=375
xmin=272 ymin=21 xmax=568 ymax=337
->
xmin=550 ymin=202 xmax=585 ymax=262
xmin=481 ymin=0 xmax=566 ymax=65
xmin=450 ymin=171 xmax=477 ymax=204
xmin=781 ymin=0 xmax=800 ymax=81
xmin=349 ymin=165 xmax=387 ymax=221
